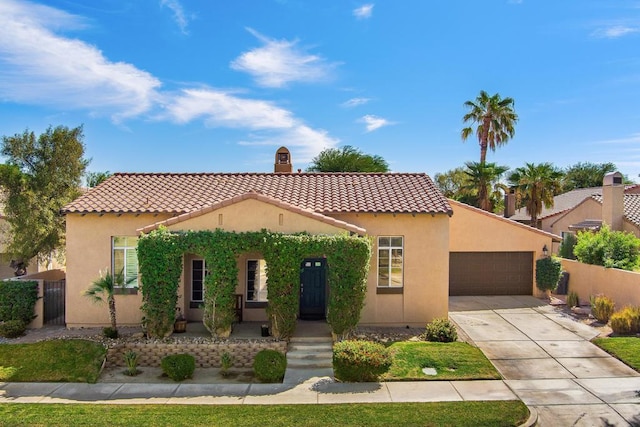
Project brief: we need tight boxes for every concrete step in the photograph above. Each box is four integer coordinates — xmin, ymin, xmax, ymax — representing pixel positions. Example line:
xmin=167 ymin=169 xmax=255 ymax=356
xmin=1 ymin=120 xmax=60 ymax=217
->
xmin=287 ymin=359 xmax=333 ymax=369
xmin=288 ymin=343 xmax=333 ymax=352
xmin=289 ymin=336 xmax=332 ymax=343
xmin=287 ymin=350 xmax=333 ymax=360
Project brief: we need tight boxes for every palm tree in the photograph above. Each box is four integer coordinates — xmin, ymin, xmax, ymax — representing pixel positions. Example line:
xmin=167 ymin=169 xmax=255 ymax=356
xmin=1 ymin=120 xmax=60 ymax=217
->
xmin=461 ymin=91 xmax=518 ymax=164
xmin=461 ymin=161 xmax=509 ymax=212
xmin=84 ymin=269 xmax=129 ymax=333
xmin=508 ymin=162 xmax=563 ymax=228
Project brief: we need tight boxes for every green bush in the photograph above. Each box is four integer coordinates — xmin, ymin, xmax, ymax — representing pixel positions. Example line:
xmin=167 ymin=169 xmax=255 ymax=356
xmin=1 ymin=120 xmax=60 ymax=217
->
xmin=0 ymin=320 xmax=26 ymax=338
xmin=424 ymin=318 xmax=458 ymax=343
xmin=574 ymin=225 xmax=640 ymax=271
xmin=610 ymin=307 xmax=640 ymax=335
xmin=220 ymin=351 xmax=233 ymax=377
xmin=566 ymin=291 xmax=580 ymax=308
xmin=535 ymin=257 xmax=562 ymax=292
xmin=161 ymin=353 xmax=195 ymax=381
xmin=0 ymin=280 xmax=38 ymax=323
xmin=333 ymin=340 xmax=392 ymax=382
xmin=590 ymin=295 xmax=615 ymax=324
xmin=253 ymin=349 xmax=286 ymax=383
xmin=123 ymin=351 xmax=140 ymax=376
xmin=558 ymin=234 xmax=578 ymax=260
xmin=102 ymin=327 xmax=118 ymax=339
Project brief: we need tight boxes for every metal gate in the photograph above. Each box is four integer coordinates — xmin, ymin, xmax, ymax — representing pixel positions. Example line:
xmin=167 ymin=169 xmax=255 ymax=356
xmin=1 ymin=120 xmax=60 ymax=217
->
xmin=43 ymin=279 xmax=65 ymax=325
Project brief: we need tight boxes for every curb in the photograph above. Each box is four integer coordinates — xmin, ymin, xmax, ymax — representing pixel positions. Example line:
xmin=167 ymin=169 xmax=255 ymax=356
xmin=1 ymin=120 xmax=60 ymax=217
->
xmin=519 ymin=406 xmax=538 ymax=427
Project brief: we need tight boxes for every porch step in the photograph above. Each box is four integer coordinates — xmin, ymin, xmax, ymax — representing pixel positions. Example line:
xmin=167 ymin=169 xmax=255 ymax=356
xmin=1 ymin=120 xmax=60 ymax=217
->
xmin=284 ymin=337 xmax=334 ymax=383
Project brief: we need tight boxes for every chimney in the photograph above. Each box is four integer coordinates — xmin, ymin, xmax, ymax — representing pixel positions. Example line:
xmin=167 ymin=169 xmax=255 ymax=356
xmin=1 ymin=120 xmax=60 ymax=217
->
xmin=602 ymin=171 xmax=624 ymax=231
xmin=504 ymin=187 xmax=516 ymax=218
xmin=274 ymin=146 xmax=292 ymax=173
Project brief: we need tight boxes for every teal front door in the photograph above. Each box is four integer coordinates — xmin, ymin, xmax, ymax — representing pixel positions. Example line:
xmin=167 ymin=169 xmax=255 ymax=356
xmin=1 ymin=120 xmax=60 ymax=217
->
xmin=299 ymin=258 xmax=327 ymax=320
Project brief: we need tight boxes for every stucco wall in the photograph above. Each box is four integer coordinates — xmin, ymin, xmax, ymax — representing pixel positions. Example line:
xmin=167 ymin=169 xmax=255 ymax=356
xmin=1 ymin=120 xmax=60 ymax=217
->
xmin=561 ymin=259 xmax=640 ymax=308
xmin=549 ymin=199 xmax=602 ymax=237
xmin=65 ymin=213 xmax=172 ymax=327
xmin=448 ymin=201 xmax=557 ymax=296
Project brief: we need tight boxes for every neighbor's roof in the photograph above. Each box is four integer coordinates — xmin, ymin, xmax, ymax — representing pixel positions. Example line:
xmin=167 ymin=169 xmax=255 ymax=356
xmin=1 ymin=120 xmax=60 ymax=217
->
xmin=591 ymin=193 xmax=640 ymax=228
xmin=62 ymin=172 xmax=453 ymax=215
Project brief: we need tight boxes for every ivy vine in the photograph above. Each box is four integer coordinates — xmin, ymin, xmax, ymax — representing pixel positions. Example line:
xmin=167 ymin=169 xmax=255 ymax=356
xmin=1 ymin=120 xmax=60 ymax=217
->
xmin=137 ymin=227 xmax=371 ymax=340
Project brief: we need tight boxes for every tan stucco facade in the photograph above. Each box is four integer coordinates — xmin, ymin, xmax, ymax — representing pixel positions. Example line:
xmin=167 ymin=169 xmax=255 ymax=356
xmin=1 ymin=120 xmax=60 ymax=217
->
xmin=65 ymin=198 xmax=451 ymax=329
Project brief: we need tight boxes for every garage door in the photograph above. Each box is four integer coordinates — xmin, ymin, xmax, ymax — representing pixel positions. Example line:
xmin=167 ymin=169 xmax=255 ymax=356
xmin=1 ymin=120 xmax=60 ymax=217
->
xmin=449 ymin=252 xmax=533 ymax=296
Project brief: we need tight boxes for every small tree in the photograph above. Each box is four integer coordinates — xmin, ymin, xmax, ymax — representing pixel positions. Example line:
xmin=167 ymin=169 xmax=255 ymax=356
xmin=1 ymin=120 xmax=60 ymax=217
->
xmin=573 ymin=225 xmax=640 ymax=271
xmin=558 ymin=234 xmax=578 ymax=260
xmin=535 ymin=256 xmax=562 ymax=295
xmin=307 ymin=145 xmax=389 ymax=172
xmin=84 ymin=269 xmax=130 ymax=335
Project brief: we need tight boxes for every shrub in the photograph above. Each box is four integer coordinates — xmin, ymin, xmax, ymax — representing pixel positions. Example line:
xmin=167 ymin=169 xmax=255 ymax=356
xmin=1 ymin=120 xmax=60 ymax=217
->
xmin=535 ymin=257 xmax=562 ymax=292
xmin=333 ymin=340 xmax=392 ymax=382
xmin=0 ymin=320 xmax=26 ymax=338
xmin=566 ymin=291 xmax=580 ymax=308
xmin=103 ymin=327 xmax=118 ymax=339
xmin=253 ymin=349 xmax=286 ymax=383
xmin=161 ymin=353 xmax=195 ymax=381
xmin=558 ymin=234 xmax=578 ymax=260
xmin=590 ymin=295 xmax=615 ymax=324
xmin=220 ymin=351 xmax=233 ymax=377
xmin=123 ymin=350 xmax=140 ymax=376
xmin=0 ymin=280 xmax=38 ymax=323
xmin=424 ymin=318 xmax=458 ymax=343
xmin=574 ymin=225 xmax=640 ymax=271
xmin=610 ymin=307 xmax=640 ymax=335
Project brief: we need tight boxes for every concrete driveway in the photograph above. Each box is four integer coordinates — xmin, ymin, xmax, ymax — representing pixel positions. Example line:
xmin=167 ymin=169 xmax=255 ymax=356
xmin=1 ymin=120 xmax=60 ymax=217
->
xmin=450 ymin=296 xmax=640 ymax=427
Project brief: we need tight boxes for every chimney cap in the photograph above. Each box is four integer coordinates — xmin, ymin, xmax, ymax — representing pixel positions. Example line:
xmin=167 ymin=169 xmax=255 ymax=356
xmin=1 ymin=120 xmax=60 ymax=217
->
xmin=603 ymin=171 xmax=623 ymax=186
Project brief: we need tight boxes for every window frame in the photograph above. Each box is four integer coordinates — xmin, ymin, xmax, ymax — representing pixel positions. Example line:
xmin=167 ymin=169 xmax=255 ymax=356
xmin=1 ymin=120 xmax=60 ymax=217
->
xmin=377 ymin=236 xmax=404 ymax=293
xmin=112 ymin=236 xmax=139 ymax=292
xmin=246 ymin=258 xmax=268 ymax=306
xmin=191 ymin=259 xmax=206 ymax=304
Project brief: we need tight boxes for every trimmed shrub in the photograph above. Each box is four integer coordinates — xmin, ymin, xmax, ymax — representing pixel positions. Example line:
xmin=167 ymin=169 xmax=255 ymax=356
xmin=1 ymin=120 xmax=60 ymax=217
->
xmin=566 ymin=291 xmax=580 ymax=308
xmin=424 ymin=318 xmax=458 ymax=343
xmin=558 ymin=234 xmax=578 ymax=260
xmin=0 ymin=280 xmax=38 ymax=323
xmin=574 ymin=225 xmax=640 ymax=271
xmin=333 ymin=340 xmax=392 ymax=382
xmin=161 ymin=353 xmax=195 ymax=381
xmin=610 ymin=307 xmax=640 ymax=335
xmin=0 ymin=320 xmax=26 ymax=338
xmin=535 ymin=257 xmax=562 ymax=292
xmin=103 ymin=327 xmax=118 ymax=339
xmin=590 ymin=295 xmax=615 ymax=324
xmin=253 ymin=349 xmax=286 ymax=383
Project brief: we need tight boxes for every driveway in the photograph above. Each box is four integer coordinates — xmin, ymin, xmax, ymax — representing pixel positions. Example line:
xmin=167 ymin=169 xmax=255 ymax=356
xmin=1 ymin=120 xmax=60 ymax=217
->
xmin=450 ymin=296 xmax=640 ymax=427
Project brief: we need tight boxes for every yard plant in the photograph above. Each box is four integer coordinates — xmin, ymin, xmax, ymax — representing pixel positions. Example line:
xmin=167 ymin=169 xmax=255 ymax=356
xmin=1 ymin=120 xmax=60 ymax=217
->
xmin=535 ymin=256 xmax=562 ymax=293
xmin=253 ymin=349 xmax=287 ymax=383
xmin=333 ymin=340 xmax=392 ymax=382
xmin=573 ymin=225 xmax=640 ymax=271
xmin=161 ymin=354 xmax=195 ymax=381
xmin=590 ymin=294 xmax=615 ymax=324
xmin=0 ymin=319 xmax=26 ymax=338
xmin=424 ymin=317 xmax=458 ymax=342
xmin=0 ymin=280 xmax=38 ymax=324
xmin=609 ymin=306 xmax=640 ymax=335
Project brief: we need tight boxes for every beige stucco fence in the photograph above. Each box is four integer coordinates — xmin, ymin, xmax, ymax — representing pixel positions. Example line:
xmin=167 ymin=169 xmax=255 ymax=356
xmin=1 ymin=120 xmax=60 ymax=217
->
xmin=561 ymin=259 xmax=640 ymax=308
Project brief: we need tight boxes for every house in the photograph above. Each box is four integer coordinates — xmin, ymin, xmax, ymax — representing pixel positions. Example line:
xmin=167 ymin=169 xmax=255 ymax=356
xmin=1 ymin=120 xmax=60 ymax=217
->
xmin=61 ymin=147 xmax=558 ymax=330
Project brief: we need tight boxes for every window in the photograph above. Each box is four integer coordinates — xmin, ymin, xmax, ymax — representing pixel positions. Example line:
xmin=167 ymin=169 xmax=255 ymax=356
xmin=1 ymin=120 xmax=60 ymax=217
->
xmin=247 ymin=259 xmax=268 ymax=302
xmin=377 ymin=236 xmax=403 ymax=288
xmin=112 ymin=236 xmax=138 ymax=287
xmin=191 ymin=259 xmax=206 ymax=302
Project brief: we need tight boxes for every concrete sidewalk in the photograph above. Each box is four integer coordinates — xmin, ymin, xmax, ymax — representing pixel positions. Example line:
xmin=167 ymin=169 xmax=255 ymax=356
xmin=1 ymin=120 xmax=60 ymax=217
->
xmin=0 ymin=378 xmax=519 ymax=405
xmin=450 ymin=295 xmax=640 ymax=426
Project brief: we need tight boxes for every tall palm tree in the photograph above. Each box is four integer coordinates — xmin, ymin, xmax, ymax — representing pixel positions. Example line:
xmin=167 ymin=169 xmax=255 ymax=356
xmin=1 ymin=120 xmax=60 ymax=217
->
xmin=461 ymin=91 xmax=518 ymax=164
xmin=461 ymin=161 xmax=509 ymax=212
xmin=508 ymin=162 xmax=563 ymax=228
xmin=83 ymin=269 xmax=130 ymax=333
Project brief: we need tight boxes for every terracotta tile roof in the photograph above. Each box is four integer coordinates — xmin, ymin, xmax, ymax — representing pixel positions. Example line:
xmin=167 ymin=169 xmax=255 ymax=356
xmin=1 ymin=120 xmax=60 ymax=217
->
xmin=591 ymin=193 xmax=640 ymax=228
xmin=138 ymin=191 xmax=368 ymax=235
xmin=62 ymin=172 xmax=452 ymax=216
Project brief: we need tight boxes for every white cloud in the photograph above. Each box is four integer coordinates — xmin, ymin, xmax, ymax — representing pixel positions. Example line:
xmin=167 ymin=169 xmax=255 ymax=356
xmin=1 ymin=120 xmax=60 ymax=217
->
xmin=230 ymin=28 xmax=338 ymax=88
xmin=593 ymin=133 xmax=640 ymax=144
xmin=165 ymin=88 xmax=338 ymax=159
xmin=353 ymin=4 xmax=374 ymax=19
xmin=160 ymin=0 xmax=190 ymax=35
xmin=591 ymin=25 xmax=639 ymax=39
xmin=0 ymin=0 xmax=162 ymax=121
xmin=359 ymin=115 xmax=394 ymax=132
xmin=341 ymin=97 xmax=371 ymax=108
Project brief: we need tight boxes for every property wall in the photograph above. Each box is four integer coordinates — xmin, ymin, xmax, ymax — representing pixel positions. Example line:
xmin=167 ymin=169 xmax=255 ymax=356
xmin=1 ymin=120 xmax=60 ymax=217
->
xmin=65 ymin=212 xmax=172 ymax=328
xmin=561 ymin=259 xmax=640 ymax=308
xmin=332 ymin=212 xmax=450 ymax=326
xmin=448 ymin=201 xmax=557 ymax=297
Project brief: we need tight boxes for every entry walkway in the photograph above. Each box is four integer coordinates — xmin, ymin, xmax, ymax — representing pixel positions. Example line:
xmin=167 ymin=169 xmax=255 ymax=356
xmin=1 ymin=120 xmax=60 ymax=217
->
xmin=450 ymin=295 xmax=640 ymax=426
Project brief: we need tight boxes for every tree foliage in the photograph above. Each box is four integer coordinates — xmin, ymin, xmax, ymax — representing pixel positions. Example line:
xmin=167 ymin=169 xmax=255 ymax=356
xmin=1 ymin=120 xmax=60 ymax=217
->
xmin=83 ymin=269 xmax=132 ymax=333
xmin=573 ymin=225 xmax=640 ymax=271
xmin=306 ymin=145 xmax=389 ymax=172
xmin=461 ymin=90 xmax=518 ymax=164
xmin=508 ymin=162 xmax=563 ymax=228
xmin=461 ymin=161 xmax=509 ymax=212
xmin=561 ymin=162 xmax=617 ymax=192
xmin=0 ymin=125 xmax=89 ymax=261
xmin=535 ymin=257 xmax=562 ymax=292
xmin=86 ymin=171 xmax=112 ymax=188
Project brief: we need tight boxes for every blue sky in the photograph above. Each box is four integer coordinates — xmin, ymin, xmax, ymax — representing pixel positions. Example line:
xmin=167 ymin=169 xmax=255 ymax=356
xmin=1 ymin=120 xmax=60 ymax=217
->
xmin=0 ymin=1 xmax=639 ymax=180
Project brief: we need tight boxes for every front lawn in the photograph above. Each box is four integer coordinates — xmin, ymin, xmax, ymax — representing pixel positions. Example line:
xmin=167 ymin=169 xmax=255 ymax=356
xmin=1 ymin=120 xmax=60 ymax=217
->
xmin=0 ymin=339 xmax=106 ymax=383
xmin=0 ymin=402 xmax=530 ymax=426
xmin=383 ymin=341 xmax=501 ymax=381
xmin=592 ymin=337 xmax=640 ymax=372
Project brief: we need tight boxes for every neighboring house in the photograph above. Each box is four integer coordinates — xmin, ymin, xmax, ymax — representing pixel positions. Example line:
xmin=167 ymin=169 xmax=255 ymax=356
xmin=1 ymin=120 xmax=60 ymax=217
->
xmin=61 ymin=147 xmax=558 ymax=329
xmin=0 ymin=214 xmax=54 ymax=279
xmin=548 ymin=172 xmax=640 ymax=240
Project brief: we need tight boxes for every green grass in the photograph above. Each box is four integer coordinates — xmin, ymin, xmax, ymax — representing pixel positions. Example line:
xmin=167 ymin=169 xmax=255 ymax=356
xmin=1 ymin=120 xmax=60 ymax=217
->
xmin=0 ymin=340 xmax=106 ymax=383
xmin=383 ymin=341 xmax=501 ymax=381
xmin=592 ymin=337 xmax=640 ymax=372
xmin=0 ymin=402 xmax=529 ymax=426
